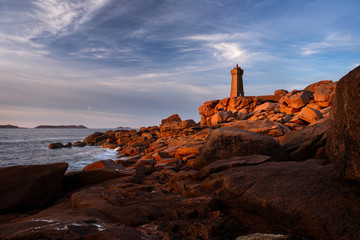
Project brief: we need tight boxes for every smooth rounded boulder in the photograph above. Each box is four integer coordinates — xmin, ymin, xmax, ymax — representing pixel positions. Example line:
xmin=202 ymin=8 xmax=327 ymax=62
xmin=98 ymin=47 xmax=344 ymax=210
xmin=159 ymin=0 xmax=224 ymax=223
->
xmin=199 ymin=127 xmax=288 ymax=165
xmin=327 ymin=65 xmax=360 ymax=181
xmin=0 ymin=163 xmax=68 ymax=213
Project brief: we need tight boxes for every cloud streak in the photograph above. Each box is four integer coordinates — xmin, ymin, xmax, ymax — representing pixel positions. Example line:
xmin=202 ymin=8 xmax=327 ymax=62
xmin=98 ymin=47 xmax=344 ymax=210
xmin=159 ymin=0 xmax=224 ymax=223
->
xmin=300 ymin=32 xmax=360 ymax=56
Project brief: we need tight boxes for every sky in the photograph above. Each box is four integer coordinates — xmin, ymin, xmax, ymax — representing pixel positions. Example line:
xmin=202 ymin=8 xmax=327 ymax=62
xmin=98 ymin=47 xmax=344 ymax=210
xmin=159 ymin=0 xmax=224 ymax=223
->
xmin=0 ymin=0 xmax=359 ymax=128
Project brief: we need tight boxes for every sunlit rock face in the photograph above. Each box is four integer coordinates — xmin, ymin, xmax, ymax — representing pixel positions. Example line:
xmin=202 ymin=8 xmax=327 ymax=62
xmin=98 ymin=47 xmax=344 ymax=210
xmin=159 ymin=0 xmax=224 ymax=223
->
xmin=327 ymin=65 xmax=360 ymax=181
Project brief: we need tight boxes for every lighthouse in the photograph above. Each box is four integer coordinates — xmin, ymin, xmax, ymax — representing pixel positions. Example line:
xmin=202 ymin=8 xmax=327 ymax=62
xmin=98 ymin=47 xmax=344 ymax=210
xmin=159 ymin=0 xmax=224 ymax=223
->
xmin=230 ymin=64 xmax=244 ymax=97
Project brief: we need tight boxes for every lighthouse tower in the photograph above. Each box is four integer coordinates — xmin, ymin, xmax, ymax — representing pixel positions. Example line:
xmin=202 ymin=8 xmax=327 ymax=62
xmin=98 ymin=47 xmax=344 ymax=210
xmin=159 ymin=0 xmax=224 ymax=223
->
xmin=230 ymin=64 xmax=244 ymax=97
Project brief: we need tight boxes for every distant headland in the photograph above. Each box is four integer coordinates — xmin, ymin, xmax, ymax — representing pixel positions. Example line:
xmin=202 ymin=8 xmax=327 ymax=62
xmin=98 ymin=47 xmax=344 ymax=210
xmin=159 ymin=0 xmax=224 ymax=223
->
xmin=35 ymin=125 xmax=88 ymax=129
xmin=0 ymin=124 xmax=23 ymax=129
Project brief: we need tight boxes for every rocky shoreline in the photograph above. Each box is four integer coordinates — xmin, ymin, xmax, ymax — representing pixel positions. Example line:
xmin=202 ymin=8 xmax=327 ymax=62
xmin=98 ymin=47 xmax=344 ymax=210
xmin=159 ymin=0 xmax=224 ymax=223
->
xmin=1 ymin=66 xmax=360 ymax=239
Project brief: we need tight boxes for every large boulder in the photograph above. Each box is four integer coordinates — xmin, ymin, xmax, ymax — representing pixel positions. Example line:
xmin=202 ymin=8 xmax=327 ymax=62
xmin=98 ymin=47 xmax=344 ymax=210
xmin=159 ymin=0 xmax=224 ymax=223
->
xmin=279 ymin=90 xmax=313 ymax=109
xmin=48 ymin=142 xmax=64 ymax=149
xmin=274 ymin=89 xmax=288 ymax=102
xmin=159 ymin=119 xmax=197 ymax=137
xmin=161 ymin=114 xmax=182 ymax=124
xmin=314 ymin=82 xmax=337 ymax=107
xmin=297 ymin=107 xmax=323 ymax=124
xmin=222 ymin=120 xmax=290 ymax=137
xmin=279 ymin=119 xmax=328 ymax=161
xmin=0 ymin=163 xmax=68 ymax=213
xmin=199 ymin=127 xmax=288 ymax=165
xmin=304 ymin=80 xmax=333 ymax=93
xmin=198 ymin=100 xmax=219 ymax=117
xmin=327 ymin=66 xmax=360 ymax=181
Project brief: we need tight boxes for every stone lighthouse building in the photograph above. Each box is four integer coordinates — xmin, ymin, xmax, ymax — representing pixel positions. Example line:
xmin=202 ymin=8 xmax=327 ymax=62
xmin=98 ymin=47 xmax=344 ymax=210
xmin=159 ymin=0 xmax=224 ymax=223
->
xmin=230 ymin=64 xmax=244 ymax=97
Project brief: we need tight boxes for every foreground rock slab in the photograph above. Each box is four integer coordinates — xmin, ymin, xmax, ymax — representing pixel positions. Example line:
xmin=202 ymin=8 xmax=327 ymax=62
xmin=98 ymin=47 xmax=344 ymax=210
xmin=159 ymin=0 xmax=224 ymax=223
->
xmin=181 ymin=160 xmax=360 ymax=240
xmin=0 ymin=163 xmax=68 ymax=213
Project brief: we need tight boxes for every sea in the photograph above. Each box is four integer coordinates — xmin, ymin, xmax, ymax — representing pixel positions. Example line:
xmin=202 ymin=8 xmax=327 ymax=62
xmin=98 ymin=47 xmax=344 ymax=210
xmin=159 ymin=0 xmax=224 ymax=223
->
xmin=0 ymin=128 xmax=119 ymax=172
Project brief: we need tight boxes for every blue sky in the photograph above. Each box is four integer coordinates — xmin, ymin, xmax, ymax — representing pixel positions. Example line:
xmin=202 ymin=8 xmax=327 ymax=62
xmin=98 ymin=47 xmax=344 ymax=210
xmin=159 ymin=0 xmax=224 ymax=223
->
xmin=0 ymin=0 xmax=359 ymax=128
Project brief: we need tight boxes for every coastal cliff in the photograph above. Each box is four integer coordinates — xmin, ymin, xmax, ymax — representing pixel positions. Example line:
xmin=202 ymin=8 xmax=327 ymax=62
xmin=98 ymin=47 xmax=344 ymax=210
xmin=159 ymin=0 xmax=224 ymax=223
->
xmin=1 ymin=67 xmax=360 ymax=239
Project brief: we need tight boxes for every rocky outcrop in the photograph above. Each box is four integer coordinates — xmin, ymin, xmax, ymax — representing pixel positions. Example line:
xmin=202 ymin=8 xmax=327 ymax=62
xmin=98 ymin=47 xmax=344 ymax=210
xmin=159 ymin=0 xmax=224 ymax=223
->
xmin=5 ymin=76 xmax=357 ymax=239
xmin=199 ymin=97 xmax=263 ymax=126
xmin=327 ymin=65 xmax=360 ymax=181
xmin=83 ymin=131 xmax=107 ymax=145
xmin=0 ymin=163 xmax=68 ymax=213
xmin=198 ymin=81 xmax=336 ymax=128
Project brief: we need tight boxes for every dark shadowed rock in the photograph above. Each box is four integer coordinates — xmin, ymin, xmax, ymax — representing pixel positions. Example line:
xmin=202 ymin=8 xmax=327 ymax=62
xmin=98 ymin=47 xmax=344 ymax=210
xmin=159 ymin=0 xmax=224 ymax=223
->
xmin=199 ymin=127 xmax=288 ymax=166
xmin=62 ymin=168 xmax=126 ymax=190
xmin=198 ymin=155 xmax=271 ymax=179
xmin=48 ymin=142 xmax=64 ymax=149
xmin=236 ymin=233 xmax=290 ymax=240
xmin=327 ymin=65 xmax=360 ymax=181
xmin=72 ymin=141 xmax=86 ymax=147
xmin=0 ymin=202 xmax=144 ymax=239
xmin=183 ymin=160 xmax=360 ymax=240
xmin=279 ymin=119 xmax=328 ymax=161
xmin=0 ymin=163 xmax=68 ymax=213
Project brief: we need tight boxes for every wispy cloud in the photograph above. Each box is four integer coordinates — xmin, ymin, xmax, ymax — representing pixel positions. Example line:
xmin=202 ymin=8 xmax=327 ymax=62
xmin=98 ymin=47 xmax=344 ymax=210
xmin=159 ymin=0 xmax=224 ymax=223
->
xmin=184 ymin=32 xmax=275 ymax=65
xmin=0 ymin=0 xmax=110 ymax=60
xmin=301 ymin=32 xmax=360 ymax=56
xmin=210 ymin=42 xmax=246 ymax=60
xmin=31 ymin=0 xmax=110 ymax=39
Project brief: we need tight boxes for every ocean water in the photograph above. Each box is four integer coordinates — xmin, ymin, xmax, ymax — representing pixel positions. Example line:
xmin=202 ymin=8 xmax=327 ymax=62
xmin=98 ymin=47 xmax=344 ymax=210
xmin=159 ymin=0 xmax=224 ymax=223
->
xmin=0 ymin=128 xmax=118 ymax=172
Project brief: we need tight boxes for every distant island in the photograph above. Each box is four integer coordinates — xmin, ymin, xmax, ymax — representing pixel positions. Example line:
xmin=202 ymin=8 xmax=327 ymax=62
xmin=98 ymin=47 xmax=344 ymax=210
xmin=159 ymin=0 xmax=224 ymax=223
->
xmin=35 ymin=125 xmax=88 ymax=129
xmin=0 ymin=124 xmax=22 ymax=129
xmin=116 ymin=126 xmax=132 ymax=130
